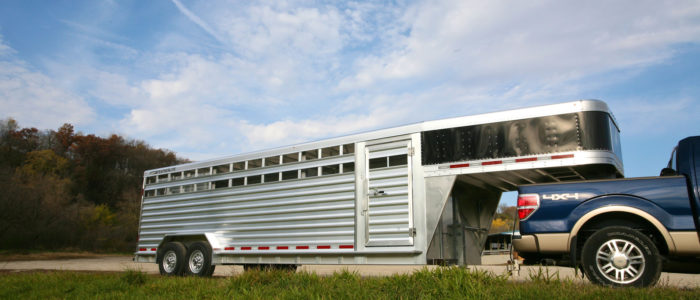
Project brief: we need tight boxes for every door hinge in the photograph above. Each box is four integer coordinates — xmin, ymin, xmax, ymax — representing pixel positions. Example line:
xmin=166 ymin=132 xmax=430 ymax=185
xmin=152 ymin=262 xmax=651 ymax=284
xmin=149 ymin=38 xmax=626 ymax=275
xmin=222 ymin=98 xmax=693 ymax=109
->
xmin=407 ymin=147 xmax=415 ymax=156
xmin=409 ymin=227 xmax=416 ymax=237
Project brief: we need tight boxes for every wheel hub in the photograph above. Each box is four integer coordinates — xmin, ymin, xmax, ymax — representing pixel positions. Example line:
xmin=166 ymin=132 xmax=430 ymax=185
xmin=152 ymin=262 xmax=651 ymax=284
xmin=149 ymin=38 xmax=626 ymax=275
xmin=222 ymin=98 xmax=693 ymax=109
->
xmin=189 ymin=250 xmax=204 ymax=274
xmin=595 ymin=239 xmax=645 ymax=284
xmin=611 ymin=252 xmax=629 ymax=269
xmin=163 ymin=251 xmax=177 ymax=273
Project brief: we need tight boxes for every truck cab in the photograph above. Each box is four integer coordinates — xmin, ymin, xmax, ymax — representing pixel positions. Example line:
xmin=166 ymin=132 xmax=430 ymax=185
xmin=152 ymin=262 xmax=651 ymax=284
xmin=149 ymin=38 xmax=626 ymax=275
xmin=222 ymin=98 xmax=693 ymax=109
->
xmin=514 ymin=136 xmax=700 ymax=287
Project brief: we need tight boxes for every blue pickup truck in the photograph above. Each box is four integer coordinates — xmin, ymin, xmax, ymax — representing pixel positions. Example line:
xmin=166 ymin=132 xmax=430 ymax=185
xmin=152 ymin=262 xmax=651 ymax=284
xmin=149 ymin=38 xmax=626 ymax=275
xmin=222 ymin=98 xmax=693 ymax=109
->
xmin=513 ymin=136 xmax=700 ymax=287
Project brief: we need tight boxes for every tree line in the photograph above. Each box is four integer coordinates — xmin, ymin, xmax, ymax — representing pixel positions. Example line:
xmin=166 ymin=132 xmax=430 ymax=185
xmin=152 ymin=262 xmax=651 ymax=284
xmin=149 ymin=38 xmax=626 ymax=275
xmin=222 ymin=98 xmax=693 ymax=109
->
xmin=0 ymin=118 xmax=185 ymax=252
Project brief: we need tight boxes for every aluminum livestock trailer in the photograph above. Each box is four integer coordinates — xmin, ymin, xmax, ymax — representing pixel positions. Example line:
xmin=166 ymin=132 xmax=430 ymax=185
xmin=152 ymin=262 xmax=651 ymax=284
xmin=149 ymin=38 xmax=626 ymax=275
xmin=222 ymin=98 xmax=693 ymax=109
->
xmin=134 ymin=99 xmax=624 ymax=276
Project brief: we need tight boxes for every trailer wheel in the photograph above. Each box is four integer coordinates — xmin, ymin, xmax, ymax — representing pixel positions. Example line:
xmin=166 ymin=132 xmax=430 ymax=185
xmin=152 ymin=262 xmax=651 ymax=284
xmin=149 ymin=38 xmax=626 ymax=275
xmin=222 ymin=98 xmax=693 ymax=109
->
xmin=581 ymin=226 xmax=661 ymax=287
xmin=185 ymin=242 xmax=215 ymax=277
xmin=159 ymin=242 xmax=187 ymax=276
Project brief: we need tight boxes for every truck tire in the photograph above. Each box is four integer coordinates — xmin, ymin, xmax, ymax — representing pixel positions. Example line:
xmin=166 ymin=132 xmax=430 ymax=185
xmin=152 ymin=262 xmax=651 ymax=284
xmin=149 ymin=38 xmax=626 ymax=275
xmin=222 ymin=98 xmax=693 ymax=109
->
xmin=159 ymin=242 xmax=187 ymax=276
xmin=184 ymin=242 xmax=216 ymax=277
xmin=581 ymin=226 xmax=662 ymax=287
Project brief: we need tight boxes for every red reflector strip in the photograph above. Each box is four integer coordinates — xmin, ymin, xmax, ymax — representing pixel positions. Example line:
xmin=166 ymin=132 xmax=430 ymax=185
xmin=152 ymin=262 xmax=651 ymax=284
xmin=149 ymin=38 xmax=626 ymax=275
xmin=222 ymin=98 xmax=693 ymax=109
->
xmin=224 ymin=247 xmax=235 ymax=251
xmin=296 ymin=246 xmax=309 ymax=250
xmin=482 ymin=160 xmax=502 ymax=165
xmin=551 ymin=154 xmax=574 ymax=159
xmin=516 ymin=157 xmax=538 ymax=163
xmin=449 ymin=163 xmax=470 ymax=168
xmin=150 ymin=248 xmax=157 ymax=251
xmin=339 ymin=245 xmax=354 ymax=249
xmin=241 ymin=246 xmax=252 ymax=250
xmin=276 ymin=246 xmax=288 ymax=250
xmin=139 ymin=248 xmax=147 ymax=251
xmin=317 ymin=245 xmax=331 ymax=249
xmin=258 ymin=246 xmax=270 ymax=250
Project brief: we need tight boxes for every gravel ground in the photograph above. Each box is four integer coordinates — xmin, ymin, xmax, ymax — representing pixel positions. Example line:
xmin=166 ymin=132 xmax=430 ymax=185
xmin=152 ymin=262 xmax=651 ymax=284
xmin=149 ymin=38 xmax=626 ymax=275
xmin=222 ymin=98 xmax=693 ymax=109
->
xmin=1 ymin=254 xmax=699 ymax=288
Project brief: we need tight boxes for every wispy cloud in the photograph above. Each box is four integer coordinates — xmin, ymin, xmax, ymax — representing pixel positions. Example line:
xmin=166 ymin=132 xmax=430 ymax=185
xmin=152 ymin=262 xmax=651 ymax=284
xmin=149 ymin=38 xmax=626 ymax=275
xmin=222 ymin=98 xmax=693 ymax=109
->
xmin=0 ymin=37 xmax=95 ymax=129
xmin=171 ymin=0 xmax=225 ymax=43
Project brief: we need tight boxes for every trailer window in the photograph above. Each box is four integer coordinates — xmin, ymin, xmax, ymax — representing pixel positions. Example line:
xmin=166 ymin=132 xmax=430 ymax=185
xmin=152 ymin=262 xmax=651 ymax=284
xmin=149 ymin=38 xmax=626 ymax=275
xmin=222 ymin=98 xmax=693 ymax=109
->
xmin=184 ymin=170 xmax=195 ymax=178
xmin=283 ymin=153 xmax=299 ymax=163
xmin=213 ymin=180 xmax=229 ymax=189
xmin=247 ymin=175 xmax=262 ymax=185
xmin=171 ymin=172 xmax=182 ymax=180
xmin=389 ymin=154 xmax=408 ymax=166
xmin=248 ymin=159 xmax=262 ymax=169
xmin=144 ymin=190 xmax=155 ymax=197
xmin=343 ymin=162 xmax=355 ymax=173
xmin=183 ymin=184 xmax=194 ymax=192
xmin=322 ymin=165 xmax=339 ymax=175
xmin=214 ymin=164 xmax=229 ymax=174
xmin=301 ymin=167 xmax=318 ymax=178
xmin=197 ymin=167 xmax=210 ymax=176
xmin=232 ymin=177 xmax=244 ymax=186
xmin=369 ymin=157 xmax=388 ymax=169
xmin=302 ymin=150 xmax=318 ymax=161
xmin=169 ymin=186 xmax=181 ymax=194
xmin=322 ymin=146 xmax=340 ymax=158
xmin=265 ymin=156 xmax=280 ymax=166
xmin=196 ymin=182 xmax=210 ymax=191
xmin=233 ymin=162 xmax=245 ymax=171
xmin=264 ymin=173 xmax=279 ymax=183
xmin=282 ymin=170 xmax=298 ymax=180
xmin=157 ymin=174 xmax=169 ymax=182
xmin=146 ymin=176 xmax=156 ymax=184
xmin=343 ymin=143 xmax=355 ymax=155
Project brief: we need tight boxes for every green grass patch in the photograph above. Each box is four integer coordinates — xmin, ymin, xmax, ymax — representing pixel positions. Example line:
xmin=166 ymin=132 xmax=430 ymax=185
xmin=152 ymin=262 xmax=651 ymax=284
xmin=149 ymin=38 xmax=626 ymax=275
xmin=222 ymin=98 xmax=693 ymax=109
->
xmin=0 ymin=267 xmax=697 ymax=299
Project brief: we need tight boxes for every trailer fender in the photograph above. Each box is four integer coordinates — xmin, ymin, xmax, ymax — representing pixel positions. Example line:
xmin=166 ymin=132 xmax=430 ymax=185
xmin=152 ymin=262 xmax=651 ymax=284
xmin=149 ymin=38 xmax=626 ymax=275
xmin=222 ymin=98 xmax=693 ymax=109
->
xmin=156 ymin=233 xmax=222 ymax=262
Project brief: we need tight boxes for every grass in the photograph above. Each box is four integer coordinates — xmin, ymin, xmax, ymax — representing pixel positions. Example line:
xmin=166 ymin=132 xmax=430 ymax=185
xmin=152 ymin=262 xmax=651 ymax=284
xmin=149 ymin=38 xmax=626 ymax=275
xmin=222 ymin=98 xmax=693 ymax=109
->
xmin=0 ymin=267 xmax=698 ymax=299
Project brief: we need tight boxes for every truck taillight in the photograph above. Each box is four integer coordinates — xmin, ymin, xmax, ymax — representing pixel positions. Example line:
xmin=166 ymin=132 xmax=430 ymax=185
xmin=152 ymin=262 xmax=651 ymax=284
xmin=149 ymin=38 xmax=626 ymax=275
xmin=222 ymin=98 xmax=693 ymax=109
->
xmin=517 ymin=193 xmax=540 ymax=220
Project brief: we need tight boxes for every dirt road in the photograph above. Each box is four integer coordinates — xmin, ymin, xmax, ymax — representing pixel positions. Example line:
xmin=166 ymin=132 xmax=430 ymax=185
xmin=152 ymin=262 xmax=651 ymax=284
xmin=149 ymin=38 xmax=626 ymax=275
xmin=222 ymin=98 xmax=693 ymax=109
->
xmin=2 ymin=255 xmax=699 ymax=288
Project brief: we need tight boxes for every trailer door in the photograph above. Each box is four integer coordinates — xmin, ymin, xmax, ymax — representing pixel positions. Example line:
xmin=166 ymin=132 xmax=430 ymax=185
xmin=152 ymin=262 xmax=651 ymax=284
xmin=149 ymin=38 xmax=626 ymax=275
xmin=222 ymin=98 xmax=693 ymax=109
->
xmin=364 ymin=138 xmax=414 ymax=246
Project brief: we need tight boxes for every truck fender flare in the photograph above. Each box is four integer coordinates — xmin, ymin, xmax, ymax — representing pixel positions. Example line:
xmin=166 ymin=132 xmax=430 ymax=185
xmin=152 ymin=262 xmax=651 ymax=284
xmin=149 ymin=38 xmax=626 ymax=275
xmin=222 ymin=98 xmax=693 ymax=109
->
xmin=568 ymin=205 xmax=675 ymax=253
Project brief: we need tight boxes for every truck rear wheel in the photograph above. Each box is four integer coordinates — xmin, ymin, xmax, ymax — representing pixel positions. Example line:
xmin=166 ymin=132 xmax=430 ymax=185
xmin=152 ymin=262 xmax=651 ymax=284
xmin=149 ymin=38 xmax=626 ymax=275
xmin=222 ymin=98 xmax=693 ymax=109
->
xmin=581 ymin=226 xmax=661 ymax=287
xmin=184 ymin=242 xmax=215 ymax=277
xmin=159 ymin=242 xmax=187 ymax=276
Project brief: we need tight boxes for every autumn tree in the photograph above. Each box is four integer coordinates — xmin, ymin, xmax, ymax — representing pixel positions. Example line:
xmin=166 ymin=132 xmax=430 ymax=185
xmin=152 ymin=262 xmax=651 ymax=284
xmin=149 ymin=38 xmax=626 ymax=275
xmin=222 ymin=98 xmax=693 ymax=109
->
xmin=0 ymin=119 xmax=184 ymax=252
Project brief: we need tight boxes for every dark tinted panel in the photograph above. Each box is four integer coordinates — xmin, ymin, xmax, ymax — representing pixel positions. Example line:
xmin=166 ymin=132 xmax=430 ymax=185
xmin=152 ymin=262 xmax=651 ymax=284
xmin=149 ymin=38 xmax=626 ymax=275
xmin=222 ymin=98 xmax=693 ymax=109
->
xmin=421 ymin=111 xmax=614 ymax=165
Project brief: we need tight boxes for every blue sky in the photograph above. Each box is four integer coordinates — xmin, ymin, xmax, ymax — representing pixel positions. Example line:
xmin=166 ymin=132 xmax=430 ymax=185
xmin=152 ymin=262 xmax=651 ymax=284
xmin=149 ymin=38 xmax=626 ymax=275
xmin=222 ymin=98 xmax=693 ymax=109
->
xmin=1 ymin=1 xmax=699 ymax=205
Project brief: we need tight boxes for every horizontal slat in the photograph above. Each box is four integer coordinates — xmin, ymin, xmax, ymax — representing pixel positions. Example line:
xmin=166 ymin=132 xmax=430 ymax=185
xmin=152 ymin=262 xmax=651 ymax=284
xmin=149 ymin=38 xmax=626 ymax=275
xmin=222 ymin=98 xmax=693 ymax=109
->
xmin=142 ymin=203 xmax=354 ymax=223
xmin=368 ymin=147 xmax=407 ymax=159
xmin=144 ymin=174 xmax=355 ymax=205
xmin=145 ymin=155 xmax=355 ymax=189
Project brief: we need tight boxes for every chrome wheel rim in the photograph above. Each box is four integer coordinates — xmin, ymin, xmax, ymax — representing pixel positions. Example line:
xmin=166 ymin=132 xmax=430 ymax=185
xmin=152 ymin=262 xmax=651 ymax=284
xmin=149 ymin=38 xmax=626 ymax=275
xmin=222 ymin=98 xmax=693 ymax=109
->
xmin=595 ymin=239 xmax=645 ymax=284
xmin=188 ymin=250 xmax=204 ymax=274
xmin=163 ymin=250 xmax=177 ymax=273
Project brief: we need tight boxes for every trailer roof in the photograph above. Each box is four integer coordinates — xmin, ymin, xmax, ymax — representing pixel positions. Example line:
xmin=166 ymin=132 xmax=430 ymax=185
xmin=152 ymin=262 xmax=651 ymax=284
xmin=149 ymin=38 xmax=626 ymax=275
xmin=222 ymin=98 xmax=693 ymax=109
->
xmin=146 ymin=99 xmax=614 ymax=174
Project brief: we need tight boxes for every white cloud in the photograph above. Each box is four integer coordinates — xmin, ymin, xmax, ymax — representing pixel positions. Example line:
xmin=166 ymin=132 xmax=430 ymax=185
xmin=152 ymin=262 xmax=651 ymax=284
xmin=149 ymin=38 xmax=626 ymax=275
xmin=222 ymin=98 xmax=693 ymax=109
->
xmin=4 ymin=0 xmax=698 ymax=161
xmin=340 ymin=0 xmax=700 ymax=90
xmin=0 ymin=38 xmax=95 ymax=129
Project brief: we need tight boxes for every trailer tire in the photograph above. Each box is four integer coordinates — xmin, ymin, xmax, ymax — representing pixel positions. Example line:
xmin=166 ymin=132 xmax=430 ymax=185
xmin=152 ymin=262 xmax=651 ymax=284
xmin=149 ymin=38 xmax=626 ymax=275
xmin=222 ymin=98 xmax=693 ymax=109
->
xmin=159 ymin=242 xmax=187 ymax=276
xmin=184 ymin=242 xmax=215 ymax=277
xmin=581 ymin=226 xmax=661 ymax=287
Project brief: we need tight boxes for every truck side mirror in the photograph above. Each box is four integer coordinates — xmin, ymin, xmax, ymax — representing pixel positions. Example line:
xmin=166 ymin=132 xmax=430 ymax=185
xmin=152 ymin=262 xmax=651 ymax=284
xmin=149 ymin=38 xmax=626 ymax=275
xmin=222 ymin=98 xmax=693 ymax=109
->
xmin=660 ymin=168 xmax=677 ymax=176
